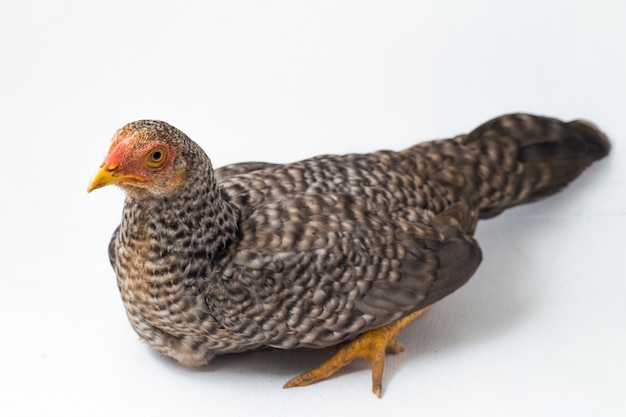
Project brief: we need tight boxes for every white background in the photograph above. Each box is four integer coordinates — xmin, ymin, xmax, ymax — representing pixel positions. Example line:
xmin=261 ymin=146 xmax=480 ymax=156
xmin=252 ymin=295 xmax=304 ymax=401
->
xmin=1 ymin=1 xmax=624 ymax=416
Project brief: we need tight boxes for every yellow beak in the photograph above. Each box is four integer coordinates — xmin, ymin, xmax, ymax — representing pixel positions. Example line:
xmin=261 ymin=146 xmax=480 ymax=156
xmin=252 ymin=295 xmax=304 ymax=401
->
xmin=88 ymin=164 xmax=145 ymax=192
xmin=87 ymin=164 xmax=121 ymax=192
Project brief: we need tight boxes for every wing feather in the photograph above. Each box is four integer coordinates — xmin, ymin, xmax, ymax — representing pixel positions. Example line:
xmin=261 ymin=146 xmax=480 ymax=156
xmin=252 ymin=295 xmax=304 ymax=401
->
xmin=208 ymin=192 xmax=481 ymax=349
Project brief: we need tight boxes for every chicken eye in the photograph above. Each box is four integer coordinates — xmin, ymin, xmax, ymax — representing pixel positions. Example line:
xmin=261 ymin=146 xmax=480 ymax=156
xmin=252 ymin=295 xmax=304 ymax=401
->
xmin=147 ymin=147 xmax=166 ymax=166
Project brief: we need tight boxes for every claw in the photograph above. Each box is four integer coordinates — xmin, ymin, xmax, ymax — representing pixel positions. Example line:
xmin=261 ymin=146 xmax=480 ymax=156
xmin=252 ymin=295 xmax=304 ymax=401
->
xmin=283 ymin=306 xmax=431 ymax=397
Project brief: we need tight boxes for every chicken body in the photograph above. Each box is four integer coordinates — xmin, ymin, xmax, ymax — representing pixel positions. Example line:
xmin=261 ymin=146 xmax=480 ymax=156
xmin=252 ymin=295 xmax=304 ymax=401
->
xmin=91 ymin=114 xmax=609 ymax=379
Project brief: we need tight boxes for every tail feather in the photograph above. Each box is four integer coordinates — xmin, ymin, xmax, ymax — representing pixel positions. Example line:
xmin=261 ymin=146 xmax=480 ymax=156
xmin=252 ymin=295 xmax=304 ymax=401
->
xmin=459 ymin=114 xmax=610 ymax=218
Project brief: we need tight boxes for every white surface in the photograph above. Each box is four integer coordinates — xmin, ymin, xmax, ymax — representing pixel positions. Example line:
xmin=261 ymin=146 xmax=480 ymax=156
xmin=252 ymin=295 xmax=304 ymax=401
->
xmin=1 ymin=1 xmax=624 ymax=416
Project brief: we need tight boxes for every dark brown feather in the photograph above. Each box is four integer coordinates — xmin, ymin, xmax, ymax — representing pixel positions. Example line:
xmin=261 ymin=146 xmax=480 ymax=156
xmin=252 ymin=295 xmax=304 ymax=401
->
xmin=103 ymin=113 xmax=609 ymax=366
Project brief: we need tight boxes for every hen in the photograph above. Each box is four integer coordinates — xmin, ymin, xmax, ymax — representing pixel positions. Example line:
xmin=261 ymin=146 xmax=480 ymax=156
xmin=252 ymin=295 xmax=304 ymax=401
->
xmin=88 ymin=114 xmax=609 ymax=397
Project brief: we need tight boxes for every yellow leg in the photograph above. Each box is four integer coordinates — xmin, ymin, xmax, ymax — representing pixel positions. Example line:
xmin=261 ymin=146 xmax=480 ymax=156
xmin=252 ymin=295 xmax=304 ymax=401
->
xmin=283 ymin=306 xmax=431 ymax=398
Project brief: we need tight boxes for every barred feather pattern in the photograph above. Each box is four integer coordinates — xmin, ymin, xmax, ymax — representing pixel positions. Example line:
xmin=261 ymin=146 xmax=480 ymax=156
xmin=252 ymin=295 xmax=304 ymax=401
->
xmin=106 ymin=114 xmax=609 ymax=366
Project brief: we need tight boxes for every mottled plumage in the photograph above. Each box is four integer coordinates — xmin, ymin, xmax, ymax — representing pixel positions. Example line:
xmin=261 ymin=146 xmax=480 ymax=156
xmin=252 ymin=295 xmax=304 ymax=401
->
xmin=89 ymin=113 xmax=609 ymax=394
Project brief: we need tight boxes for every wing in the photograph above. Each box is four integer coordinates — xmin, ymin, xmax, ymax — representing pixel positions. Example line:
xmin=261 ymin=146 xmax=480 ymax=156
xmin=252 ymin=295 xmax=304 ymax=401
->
xmin=206 ymin=193 xmax=481 ymax=350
